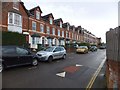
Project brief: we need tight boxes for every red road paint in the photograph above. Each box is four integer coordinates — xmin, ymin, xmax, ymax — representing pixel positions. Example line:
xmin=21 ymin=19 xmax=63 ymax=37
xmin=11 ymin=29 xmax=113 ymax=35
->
xmin=63 ymin=66 xmax=80 ymax=73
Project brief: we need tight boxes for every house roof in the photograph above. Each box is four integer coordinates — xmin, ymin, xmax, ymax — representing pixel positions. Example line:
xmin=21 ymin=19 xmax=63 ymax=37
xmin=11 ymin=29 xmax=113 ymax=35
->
xmin=54 ymin=18 xmax=63 ymax=26
xmin=62 ymin=22 xmax=70 ymax=28
xmin=20 ymin=2 xmax=29 ymax=16
xmin=70 ymin=25 xmax=75 ymax=30
xmin=29 ymin=6 xmax=42 ymax=13
xmin=42 ymin=13 xmax=54 ymax=23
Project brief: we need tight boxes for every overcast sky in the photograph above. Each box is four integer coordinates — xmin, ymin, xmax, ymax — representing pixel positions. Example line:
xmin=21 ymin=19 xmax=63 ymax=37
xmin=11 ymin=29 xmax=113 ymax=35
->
xmin=22 ymin=0 xmax=119 ymax=43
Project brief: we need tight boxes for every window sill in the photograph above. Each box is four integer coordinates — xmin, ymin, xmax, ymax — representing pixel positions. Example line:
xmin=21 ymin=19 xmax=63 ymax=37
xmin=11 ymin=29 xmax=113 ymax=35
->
xmin=8 ymin=24 xmax=22 ymax=27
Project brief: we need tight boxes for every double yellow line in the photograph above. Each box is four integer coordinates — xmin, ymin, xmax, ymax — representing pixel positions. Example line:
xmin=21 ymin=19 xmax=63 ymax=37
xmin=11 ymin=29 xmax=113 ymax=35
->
xmin=86 ymin=58 xmax=106 ymax=90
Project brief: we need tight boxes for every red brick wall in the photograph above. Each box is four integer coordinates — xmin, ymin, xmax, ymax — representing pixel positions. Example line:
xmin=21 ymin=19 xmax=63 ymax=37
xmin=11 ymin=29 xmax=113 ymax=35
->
xmin=2 ymin=2 xmax=28 ymax=32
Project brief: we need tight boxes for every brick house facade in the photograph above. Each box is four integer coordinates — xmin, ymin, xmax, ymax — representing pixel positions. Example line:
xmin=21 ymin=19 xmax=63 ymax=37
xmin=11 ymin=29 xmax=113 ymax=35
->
xmin=1 ymin=1 xmax=99 ymax=50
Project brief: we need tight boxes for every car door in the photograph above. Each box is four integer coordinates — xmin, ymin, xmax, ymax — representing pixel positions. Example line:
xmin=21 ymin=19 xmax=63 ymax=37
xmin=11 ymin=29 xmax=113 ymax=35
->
xmin=53 ymin=47 xmax=61 ymax=59
xmin=60 ymin=47 xmax=65 ymax=58
xmin=2 ymin=46 xmax=19 ymax=67
xmin=16 ymin=47 xmax=33 ymax=65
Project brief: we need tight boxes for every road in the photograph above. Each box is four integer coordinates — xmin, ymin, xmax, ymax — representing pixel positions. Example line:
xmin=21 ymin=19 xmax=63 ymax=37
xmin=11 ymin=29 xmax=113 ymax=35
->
xmin=2 ymin=49 xmax=106 ymax=88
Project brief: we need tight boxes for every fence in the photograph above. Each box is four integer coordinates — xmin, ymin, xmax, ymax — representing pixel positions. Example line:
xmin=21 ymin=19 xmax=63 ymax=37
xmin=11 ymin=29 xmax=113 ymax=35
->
xmin=106 ymin=26 xmax=120 ymax=89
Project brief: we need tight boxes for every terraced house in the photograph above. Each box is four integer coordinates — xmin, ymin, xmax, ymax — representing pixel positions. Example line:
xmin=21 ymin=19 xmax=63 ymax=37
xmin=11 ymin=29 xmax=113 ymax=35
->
xmin=1 ymin=1 xmax=100 ymax=50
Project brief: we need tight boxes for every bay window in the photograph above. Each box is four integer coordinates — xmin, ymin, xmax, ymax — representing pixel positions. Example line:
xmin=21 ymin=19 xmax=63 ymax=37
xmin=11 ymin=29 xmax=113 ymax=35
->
xmin=8 ymin=12 xmax=22 ymax=26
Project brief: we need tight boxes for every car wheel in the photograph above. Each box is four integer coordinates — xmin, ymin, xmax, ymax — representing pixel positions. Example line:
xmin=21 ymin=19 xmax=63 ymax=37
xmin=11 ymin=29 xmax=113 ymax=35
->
xmin=62 ymin=54 xmax=66 ymax=59
xmin=48 ymin=56 xmax=53 ymax=63
xmin=32 ymin=59 xmax=38 ymax=66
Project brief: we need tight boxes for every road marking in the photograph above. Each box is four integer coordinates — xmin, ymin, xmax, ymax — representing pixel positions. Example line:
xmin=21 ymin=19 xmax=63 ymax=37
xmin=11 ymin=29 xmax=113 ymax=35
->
xmin=86 ymin=57 xmax=106 ymax=90
xmin=56 ymin=72 xmax=66 ymax=78
xmin=76 ymin=64 xmax=83 ymax=67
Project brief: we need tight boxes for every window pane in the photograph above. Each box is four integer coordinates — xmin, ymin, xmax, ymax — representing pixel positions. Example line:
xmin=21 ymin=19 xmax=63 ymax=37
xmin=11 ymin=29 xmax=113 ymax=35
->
xmin=9 ymin=12 xmax=13 ymax=24
xmin=32 ymin=22 xmax=36 ymax=30
xmin=2 ymin=47 xmax=15 ymax=54
xmin=14 ymin=13 xmax=21 ymax=26
xmin=16 ymin=47 xmax=28 ymax=55
xmin=60 ymin=22 xmax=62 ymax=28
xmin=50 ymin=18 xmax=52 ymax=24
xmin=58 ymin=30 xmax=60 ymax=36
xmin=40 ymin=24 xmax=44 ymax=33
xmin=47 ymin=26 xmax=50 ymax=34
xmin=32 ymin=37 xmax=35 ymax=44
xmin=55 ymin=47 xmax=61 ymax=52
xmin=36 ymin=11 xmax=40 ymax=20
xmin=62 ymin=31 xmax=64 ymax=37
xmin=52 ymin=28 xmax=55 ymax=35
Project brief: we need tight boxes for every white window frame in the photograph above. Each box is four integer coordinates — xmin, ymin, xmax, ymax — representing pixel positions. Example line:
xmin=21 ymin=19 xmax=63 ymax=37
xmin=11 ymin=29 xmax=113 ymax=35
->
xmin=67 ymin=25 xmax=69 ymax=30
xmin=32 ymin=21 xmax=36 ymax=30
xmin=62 ymin=31 xmax=64 ymax=37
xmin=52 ymin=28 xmax=55 ymax=35
xmin=50 ymin=18 xmax=53 ymax=24
xmin=66 ymin=31 xmax=68 ymax=38
xmin=60 ymin=22 xmax=62 ymax=28
xmin=47 ymin=26 xmax=50 ymax=34
xmin=8 ymin=12 xmax=13 ymax=24
xmin=40 ymin=24 xmax=44 ymax=33
xmin=32 ymin=37 xmax=35 ymax=44
xmin=8 ymin=12 xmax=22 ymax=27
xmin=58 ymin=30 xmax=60 ymax=36
xmin=36 ymin=11 xmax=40 ymax=20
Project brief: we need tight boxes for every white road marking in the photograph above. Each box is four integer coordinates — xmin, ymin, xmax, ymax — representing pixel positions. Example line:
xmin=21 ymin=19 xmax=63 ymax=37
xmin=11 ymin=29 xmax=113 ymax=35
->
xmin=56 ymin=72 xmax=66 ymax=78
xmin=76 ymin=64 xmax=83 ymax=67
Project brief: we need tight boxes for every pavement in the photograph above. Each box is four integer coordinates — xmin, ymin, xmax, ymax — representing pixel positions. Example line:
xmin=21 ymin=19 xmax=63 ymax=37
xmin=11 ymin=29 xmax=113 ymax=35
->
xmin=91 ymin=61 xmax=107 ymax=89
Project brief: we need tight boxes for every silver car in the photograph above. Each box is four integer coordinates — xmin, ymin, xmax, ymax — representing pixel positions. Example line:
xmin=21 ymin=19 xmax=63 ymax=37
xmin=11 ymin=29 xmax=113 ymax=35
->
xmin=36 ymin=46 xmax=66 ymax=62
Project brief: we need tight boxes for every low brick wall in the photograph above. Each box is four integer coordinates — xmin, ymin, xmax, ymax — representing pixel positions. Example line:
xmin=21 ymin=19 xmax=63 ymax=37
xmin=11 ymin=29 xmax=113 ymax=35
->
xmin=106 ymin=60 xmax=120 ymax=89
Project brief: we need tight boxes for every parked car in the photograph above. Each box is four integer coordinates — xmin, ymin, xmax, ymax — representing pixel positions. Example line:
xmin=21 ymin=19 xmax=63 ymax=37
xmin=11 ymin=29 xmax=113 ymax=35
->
xmin=90 ymin=46 xmax=98 ymax=52
xmin=0 ymin=46 xmax=38 ymax=72
xmin=36 ymin=46 xmax=66 ymax=62
xmin=99 ymin=45 xmax=106 ymax=49
xmin=76 ymin=46 xmax=88 ymax=53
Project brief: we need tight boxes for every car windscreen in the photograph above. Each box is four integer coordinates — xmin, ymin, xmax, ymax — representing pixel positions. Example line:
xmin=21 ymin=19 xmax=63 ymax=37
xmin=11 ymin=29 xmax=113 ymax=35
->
xmin=44 ymin=47 xmax=55 ymax=52
xmin=79 ymin=46 xmax=87 ymax=49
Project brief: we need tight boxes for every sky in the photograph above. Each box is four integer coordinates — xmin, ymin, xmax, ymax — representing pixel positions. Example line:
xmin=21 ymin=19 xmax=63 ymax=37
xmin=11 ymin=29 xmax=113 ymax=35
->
xmin=22 ymin=0 xmax=119 ymax=43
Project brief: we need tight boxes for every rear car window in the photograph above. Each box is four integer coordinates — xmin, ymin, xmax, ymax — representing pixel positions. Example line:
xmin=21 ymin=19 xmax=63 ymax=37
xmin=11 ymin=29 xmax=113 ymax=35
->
xmin=2 ymin=47 xmax=16 ymax=55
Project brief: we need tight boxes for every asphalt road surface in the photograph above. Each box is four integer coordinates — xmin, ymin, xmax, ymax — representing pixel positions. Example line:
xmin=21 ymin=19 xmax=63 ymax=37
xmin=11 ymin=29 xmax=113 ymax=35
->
xmin=2 ymin=49 xmax=106 ymax=88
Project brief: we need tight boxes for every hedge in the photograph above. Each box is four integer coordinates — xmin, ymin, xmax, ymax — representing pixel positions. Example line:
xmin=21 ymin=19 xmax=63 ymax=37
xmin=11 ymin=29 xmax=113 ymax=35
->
xmin=2 ymin=31 xmax=26 ymax=46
